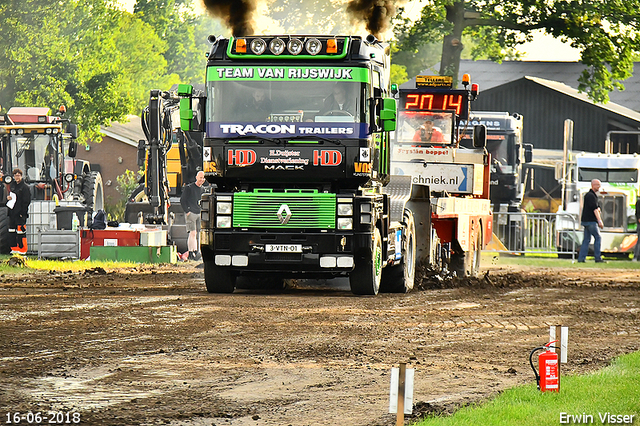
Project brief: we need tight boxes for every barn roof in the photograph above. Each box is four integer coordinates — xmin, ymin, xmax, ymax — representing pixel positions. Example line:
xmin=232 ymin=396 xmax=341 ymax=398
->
xmin=400 ymin=60 xmax=640 ymax=111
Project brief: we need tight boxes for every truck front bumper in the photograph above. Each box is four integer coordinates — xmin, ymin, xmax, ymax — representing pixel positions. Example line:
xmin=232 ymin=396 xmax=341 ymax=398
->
xmin=201 ymin=229 xmax=373 ymax=274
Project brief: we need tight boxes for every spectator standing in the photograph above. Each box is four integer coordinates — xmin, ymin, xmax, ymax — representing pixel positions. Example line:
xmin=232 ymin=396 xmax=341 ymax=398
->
xmin=180 ymin=170 xmax=206 ymax=261
xmin=577 ymin=178 xmax=605 ymax=263
xmin=8 ymin=168 xmax=31 ymax=254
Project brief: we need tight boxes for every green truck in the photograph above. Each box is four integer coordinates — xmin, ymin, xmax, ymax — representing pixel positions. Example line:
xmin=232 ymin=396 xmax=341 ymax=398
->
xmin=178 ymin=35 xmax=491 ymax=294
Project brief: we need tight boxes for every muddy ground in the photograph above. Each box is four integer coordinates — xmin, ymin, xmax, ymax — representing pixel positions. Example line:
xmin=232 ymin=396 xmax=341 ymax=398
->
xmin=1 ymin=261 xmax=639 ymax=426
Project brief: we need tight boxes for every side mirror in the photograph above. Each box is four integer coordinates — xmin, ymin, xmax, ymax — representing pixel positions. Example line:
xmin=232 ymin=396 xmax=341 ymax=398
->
xmin=473 ymin=124 xmax=487 ymax=148
xmin=67 ymin=123 xmax=78 ymax=139
xmin=524 ymin=143 xmax=533 ymax=163
xmin=68 ymin=140 xmax=78 ymax=158
xmin=137 ymin=139 xmax=146 ymax=167
xmin=178 ymin=84 xmax=194 ymax=131
xmin=380 ymin=98 xmax=396 ymax=132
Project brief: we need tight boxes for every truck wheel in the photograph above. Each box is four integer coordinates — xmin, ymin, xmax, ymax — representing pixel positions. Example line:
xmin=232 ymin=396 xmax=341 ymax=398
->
xmin=203 ymin=260 xmax=236 ymax=293
xmin=350 ymin=227 xmax=383 ymax=295
xmin=381 ymin=212 xmax=416 ymax=293
xmin=81 ymin=171 xmax=104 ymax=212
xmin=0 ymin=207 xmax=11 ymax=254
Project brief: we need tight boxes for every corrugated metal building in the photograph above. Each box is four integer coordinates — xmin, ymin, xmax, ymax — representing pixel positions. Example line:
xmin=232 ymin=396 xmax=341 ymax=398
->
xmin=471 ymin=76 xmax=640 ymax=154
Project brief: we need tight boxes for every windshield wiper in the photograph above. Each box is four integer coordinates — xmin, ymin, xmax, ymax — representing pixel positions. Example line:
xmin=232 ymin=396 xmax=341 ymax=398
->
xmin=223 ymin=135 xmax=281 ymax=144
xmin=284 ymin=135 xmax=342 ymax=145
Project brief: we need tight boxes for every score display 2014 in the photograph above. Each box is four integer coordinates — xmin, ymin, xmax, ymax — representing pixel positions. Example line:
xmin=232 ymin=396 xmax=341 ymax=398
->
xmin=403 ymin=93 xmax=464 ymax=115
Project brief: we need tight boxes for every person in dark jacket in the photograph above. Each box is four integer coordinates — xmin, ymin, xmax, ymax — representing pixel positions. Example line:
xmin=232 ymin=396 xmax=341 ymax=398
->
xmin=180 ymin=171 xmax=206 ymax=261
xmin=0 ymin=170 xmax=6 ymax=207
xmin=321 ymin=84 xmax=355 ymax=116
xmin=634 ymin=197 xmax=640 ymax=261
xmin=577 ymin=179 xmax=604 ymax=263
xmin=8 ymin=168 xmax=31 ymax=254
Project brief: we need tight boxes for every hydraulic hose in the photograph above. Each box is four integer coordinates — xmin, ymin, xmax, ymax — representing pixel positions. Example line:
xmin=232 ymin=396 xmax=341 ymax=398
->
xmin=529 ymin=346 xmax=546 ymax=390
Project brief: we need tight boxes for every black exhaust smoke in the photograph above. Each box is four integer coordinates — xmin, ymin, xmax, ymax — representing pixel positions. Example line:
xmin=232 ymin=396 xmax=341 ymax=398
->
xmin=202 ymin=0 xmax=257 ymax=37
xmin=346 ymin=0 xmax=396 ymax=39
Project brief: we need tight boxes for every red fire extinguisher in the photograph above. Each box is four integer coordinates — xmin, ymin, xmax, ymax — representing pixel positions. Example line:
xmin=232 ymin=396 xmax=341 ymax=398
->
xmin=529 ymin=340 xmax=559 ymax=392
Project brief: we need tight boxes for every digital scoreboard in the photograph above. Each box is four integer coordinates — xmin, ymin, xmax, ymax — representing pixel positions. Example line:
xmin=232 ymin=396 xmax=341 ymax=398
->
xmin=399 ymin=90 xmax=470 ymax=120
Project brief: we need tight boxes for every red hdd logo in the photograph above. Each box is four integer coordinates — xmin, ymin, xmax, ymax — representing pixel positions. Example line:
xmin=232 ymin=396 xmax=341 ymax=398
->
xmin=228 ymin=149 xmax=257 ymax=166
xmin=313 ymin=150 xmax=342 ymax=166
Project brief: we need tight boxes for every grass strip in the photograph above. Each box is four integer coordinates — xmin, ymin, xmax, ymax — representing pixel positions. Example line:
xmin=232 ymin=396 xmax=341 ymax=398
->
xmin=413 ymin=351 xmax=640 ymax=425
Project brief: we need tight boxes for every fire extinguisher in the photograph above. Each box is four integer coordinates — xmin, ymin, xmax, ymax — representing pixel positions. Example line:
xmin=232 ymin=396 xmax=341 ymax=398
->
xmin=529 ymin=340 xmax=559 ymax=392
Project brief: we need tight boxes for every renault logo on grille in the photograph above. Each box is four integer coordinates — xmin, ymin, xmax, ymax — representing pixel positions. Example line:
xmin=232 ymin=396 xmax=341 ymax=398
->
xmin=277 ymin=204 xmax=292 ymax=224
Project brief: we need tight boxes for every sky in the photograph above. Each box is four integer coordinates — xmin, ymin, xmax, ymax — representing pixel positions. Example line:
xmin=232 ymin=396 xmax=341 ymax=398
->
xmin=518 ymin=31 xmax=581 ymax=62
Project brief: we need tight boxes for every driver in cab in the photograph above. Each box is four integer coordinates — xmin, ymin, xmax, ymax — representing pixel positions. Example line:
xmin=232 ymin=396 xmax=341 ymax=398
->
xmin=321 ymin=84 xmax=354 ymax=115
xmin=240 ymin=87 xmax=272 ymax=121
xmin=413 ymin=118 xmax=444 ymax=143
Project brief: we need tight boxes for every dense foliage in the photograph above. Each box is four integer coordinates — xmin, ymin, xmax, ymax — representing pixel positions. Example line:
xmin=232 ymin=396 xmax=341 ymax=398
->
xmin=0 ymin=0 xmax=224 ymax=142
xmin=395 ymin=0 xmax=640 ymax=103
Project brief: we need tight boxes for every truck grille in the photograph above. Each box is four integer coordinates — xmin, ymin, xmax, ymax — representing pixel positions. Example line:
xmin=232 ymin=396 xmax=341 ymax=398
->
xmin=233 ymin=190 xmax=336 ymax=229
xmin=599 ymin=195 xmax=625 ymax=228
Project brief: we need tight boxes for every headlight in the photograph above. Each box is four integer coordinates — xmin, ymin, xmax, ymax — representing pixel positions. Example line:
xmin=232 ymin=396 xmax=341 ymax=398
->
xmin=250 ymin=38 xmax=267 ymax=55
xmin=337 ymin=203 xmax=353 ymax=216
xmin=305 ymin=38 xmax=322 ymax=55
xmin=216 ymin=216 xmax=232 ymax=228
xmin=269 ymin=38 xmax=285 ymax=55
xmin=288 ymin=38 xmax=303 ymax=55
xmin=201 ymin=211 xmax=210 ymax=222
xmin=337 ymin=218 xmax=353 ymax=230
xmin=360 ymin=213 xmax=372 ymax=224
xmin=217 ymin=202 xmax=232 ymax=214
xmin=360 ymin=203 xmax=372 ymax=213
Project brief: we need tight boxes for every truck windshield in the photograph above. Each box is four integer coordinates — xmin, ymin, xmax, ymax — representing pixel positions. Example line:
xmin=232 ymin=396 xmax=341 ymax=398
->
xmin=578 ymin=168 xmax=639 ymax=183
xmin=207 ymin=80 xmax=366 ymax=124
xmin=394 ymin=111 xmax=454 ymax=145
xmin=9 ymin=134 xmax=59 ymax=182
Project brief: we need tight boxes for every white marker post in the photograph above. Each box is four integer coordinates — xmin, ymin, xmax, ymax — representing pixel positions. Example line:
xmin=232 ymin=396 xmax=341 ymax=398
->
xmin=549 ymin=325 xmax=569 ymax=363
xmin=550 ymin=325 xmax=568 ymax=391
xmin=389 ymin=363 xmax=414 ymax=425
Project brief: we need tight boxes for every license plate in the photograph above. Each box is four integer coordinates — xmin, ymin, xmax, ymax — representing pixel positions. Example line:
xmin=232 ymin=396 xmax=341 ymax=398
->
xmin=265 ymin=244 xmax=302 ymax=253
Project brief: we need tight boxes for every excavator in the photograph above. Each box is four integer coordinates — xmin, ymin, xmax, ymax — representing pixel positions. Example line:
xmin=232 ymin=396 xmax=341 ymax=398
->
xmin=124 ymin=86 xmax=204 ymax=253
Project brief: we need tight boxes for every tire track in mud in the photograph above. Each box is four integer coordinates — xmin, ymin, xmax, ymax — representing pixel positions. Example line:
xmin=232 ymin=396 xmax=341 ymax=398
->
xmin=1 ymin=267 xmax=640 ymax=425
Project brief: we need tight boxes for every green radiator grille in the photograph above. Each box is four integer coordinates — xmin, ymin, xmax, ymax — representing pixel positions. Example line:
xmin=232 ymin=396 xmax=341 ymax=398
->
xmin=233 ymin=190 xmax=336 ymax=229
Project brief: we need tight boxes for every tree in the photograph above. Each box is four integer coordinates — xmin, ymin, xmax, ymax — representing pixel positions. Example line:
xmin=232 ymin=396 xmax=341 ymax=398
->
xmin=134 ymin=0 xmax=206 ymax=85
xmin=0 ymin=0 xmax=170 ymax=142
xmin=395 ymin=0 xmax=640 ymax=103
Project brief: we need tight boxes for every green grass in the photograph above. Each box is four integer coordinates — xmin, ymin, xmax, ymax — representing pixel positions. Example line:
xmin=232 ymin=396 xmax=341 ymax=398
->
xmin=413 ymin=351 xmax=640 ymax=425
xmin=484 ymin=252 xmax=640 ymax=269
xmin=0 ymin=254 xmax=137 ymax=274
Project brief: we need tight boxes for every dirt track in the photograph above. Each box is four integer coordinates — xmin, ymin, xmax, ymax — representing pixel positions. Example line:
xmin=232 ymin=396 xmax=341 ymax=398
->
xmin=1 ymin=262 xmax=639 ymax=425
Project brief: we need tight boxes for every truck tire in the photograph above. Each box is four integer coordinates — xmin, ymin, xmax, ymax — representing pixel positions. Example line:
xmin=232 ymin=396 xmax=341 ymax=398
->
xmin=204 ymin=260 xmax=236 ymax=293
xmin=380 ymin=211 xmax=416 ymax=293
xmin=81 ymin=171 xmax=104 ymax=212
xmin=0 ymin=207 xmax=11 ymax=254
xmin=350 ymin=227 xmax=383 ymax=295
